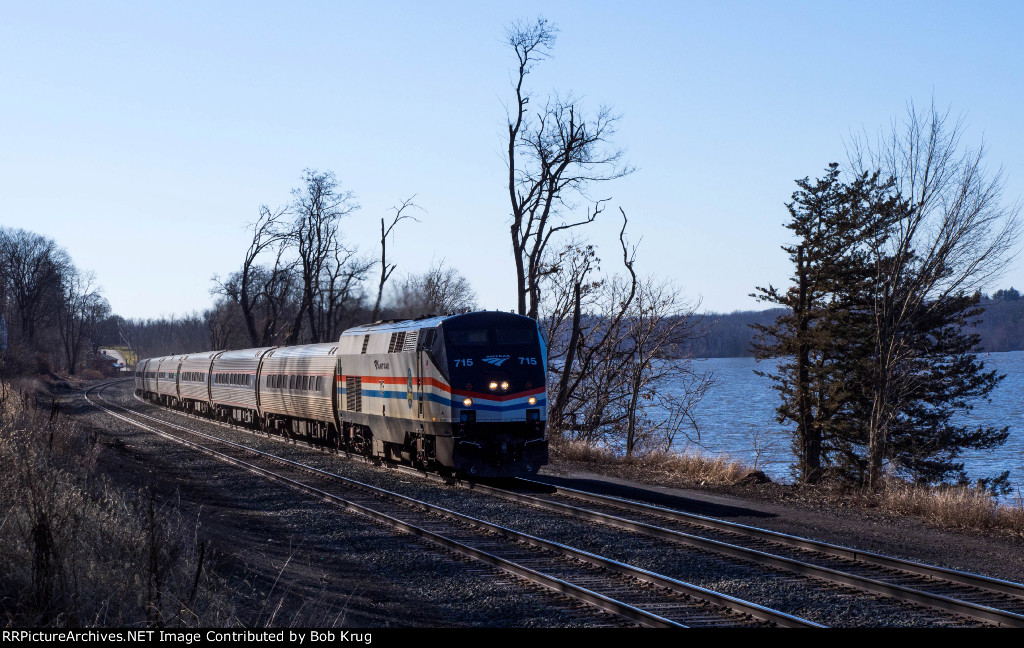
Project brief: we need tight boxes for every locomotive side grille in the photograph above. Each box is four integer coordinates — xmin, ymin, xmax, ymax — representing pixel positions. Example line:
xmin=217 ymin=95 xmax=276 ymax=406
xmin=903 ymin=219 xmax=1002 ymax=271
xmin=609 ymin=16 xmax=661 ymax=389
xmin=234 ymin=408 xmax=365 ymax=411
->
xmin=360 ymin=335 xmax=370 ymax=354
xmin=402 ymin=330 xmax=419 ymax=352
xmin=346 ymin=376 xmax=362 ymax=412
xmin=387 ymin=332 xmax=407 ymax=353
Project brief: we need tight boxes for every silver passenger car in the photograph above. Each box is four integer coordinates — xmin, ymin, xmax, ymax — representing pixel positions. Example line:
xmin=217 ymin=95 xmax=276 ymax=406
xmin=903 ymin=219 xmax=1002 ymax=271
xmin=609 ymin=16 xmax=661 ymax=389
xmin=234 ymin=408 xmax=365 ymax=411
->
xmin=155 ymin=355 xmax=185 ymax=403
xmin=135 ymin=358 xmax=156 ymax=395
xmin=209 ymin=347 xmax=274 ymax=422
xmin=177 ymin=350 xmax=220 ymax=412
xmin=258 ymin=343 xmax=339 ymax=425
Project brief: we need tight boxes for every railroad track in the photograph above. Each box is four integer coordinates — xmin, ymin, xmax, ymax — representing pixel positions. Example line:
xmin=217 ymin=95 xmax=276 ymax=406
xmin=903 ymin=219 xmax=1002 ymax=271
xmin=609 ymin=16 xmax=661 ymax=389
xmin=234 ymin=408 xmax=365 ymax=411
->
xmin=85 ymin=380 xmax=816 ymax=628
xmin=464 ymin=478 xmax=1024 ymax=627
xmin=89 ymin=379 xmax=1024 ymax=627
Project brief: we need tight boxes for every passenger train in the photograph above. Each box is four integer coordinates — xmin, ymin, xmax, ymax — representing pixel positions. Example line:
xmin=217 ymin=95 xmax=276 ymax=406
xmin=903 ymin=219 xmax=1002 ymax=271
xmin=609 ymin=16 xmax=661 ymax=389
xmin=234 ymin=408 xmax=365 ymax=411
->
xmin=134 ymin=311 xmax=548 ymax=477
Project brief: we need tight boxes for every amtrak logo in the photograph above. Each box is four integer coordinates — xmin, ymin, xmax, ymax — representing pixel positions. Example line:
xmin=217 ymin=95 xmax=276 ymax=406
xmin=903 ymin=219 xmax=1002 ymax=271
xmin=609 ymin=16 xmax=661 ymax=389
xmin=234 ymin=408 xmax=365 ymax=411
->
xmin=481 ymin=355 xmax=510 ymax=367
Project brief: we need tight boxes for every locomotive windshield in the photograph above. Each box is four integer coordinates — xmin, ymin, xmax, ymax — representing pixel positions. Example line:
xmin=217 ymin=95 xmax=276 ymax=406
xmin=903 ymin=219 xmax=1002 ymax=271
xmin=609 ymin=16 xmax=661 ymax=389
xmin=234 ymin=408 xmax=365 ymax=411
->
xmin=446 ymin=329 xmax=490 ymax=346
xmin=445 ymin=327 xmax=537 ymax=347
xmin=496 ymin=328 xmax=536 ymax=345
xmin=435 ymin=313 xmax=545 ymax=388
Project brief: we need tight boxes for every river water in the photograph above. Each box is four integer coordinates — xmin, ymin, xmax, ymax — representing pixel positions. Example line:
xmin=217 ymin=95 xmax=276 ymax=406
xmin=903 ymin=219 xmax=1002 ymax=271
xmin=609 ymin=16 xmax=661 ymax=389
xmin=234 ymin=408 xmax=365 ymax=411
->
xmin=675 ymin=352 xmax=1024 ymax=493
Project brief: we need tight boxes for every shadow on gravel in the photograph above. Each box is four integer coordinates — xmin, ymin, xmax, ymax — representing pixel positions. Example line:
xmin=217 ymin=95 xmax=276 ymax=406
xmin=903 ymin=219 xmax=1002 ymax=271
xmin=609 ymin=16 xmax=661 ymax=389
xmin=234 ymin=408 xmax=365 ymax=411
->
xmin=530 ymin=475 xmax=776 ymax=520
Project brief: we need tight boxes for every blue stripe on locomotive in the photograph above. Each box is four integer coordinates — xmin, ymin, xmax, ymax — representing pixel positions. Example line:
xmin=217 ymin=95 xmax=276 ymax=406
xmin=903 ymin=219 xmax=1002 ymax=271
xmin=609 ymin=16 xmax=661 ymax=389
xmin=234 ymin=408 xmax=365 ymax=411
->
xmin=343 ymin=387 xmax=545 ymax=412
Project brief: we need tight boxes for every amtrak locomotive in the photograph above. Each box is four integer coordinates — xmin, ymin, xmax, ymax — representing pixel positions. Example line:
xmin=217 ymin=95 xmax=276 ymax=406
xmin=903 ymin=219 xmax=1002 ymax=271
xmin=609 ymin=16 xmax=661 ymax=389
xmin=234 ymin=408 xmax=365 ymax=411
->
xmin=135 ymin=311 xmax=548 ymax=477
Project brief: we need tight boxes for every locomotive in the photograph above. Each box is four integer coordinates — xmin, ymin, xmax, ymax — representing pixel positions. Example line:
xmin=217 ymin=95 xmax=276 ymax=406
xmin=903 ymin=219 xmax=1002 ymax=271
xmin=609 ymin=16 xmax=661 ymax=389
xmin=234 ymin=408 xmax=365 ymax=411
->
xmin=134 ymin=311 xmax=548 ymax=477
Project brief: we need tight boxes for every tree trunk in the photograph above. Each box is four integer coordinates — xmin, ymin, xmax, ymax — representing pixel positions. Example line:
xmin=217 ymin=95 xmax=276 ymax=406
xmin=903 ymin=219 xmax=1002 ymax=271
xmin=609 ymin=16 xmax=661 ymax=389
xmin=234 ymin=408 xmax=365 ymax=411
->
xmin=795 ymin=246 xmax=820 ymax=483
xmin=550 ymin=279 xmax=583 ymax=432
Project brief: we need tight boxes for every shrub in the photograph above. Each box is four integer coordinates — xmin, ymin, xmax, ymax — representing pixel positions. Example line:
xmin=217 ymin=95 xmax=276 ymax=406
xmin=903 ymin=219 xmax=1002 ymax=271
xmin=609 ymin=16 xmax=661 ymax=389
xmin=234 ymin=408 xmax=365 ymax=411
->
xmin=878 ymin=478 xmax=1024 ymax=536
xmin=550 ymin=436 xmax=751 ymax=487
xmin=0 ymin=384 xmax=236 ymax=626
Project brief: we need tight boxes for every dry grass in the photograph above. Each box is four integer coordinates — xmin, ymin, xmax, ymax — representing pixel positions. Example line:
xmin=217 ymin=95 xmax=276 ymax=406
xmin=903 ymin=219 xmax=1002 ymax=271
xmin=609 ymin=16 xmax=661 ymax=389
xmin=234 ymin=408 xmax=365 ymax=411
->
xmin=876 ymin=478 xmax=1024 ymax=536
xmin=0 ymin=380 xmax=238 ymax=627
xmin=550 ymin=434 xmax=1024 ymax=537
xmin=550 ymin=436 xmax=753 ymax=487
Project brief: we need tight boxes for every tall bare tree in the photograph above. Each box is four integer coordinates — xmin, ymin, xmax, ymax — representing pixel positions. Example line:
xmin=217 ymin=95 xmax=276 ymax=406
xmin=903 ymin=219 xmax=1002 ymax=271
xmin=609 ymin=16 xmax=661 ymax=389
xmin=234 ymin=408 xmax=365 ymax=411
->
xmin=213 ymin=205 xmax=291 ymax=347
xmin=286 ymin=169 xmax=358 ymax=344
xmin=56 ymin=269 xmax=110 ymax=375
xmin=504 ymin=18 xmax=633 ymax=318
xmin=371 ymin=196 xmax=421 ymax=322
xmin=0 ymin=228 xmax=70 ymax=345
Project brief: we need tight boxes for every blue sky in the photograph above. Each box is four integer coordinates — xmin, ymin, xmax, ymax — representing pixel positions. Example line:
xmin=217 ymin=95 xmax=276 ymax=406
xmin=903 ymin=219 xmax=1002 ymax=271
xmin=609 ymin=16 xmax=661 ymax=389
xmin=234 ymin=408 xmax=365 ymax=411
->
xmin=2 ymin=1 xmax=1022 ymax=319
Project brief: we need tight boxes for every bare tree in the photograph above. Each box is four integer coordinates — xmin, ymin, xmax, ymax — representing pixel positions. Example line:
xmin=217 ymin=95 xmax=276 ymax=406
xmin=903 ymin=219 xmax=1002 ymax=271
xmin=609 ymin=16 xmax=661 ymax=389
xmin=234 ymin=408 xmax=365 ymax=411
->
xmin=849 ymin=101 xmax=1021 ymax=296
xmin=204 ymin=301 xmax=244 ymax=351
xmin=848 ymin=100 xmax=1022 ymax=486
xmin=315 ymin=241 xmax=374 ymax=341
xmin=0 ymin=228 xmax=71 ymax=345
xmin=544 ymin=210 xmax=636 ymax=434
xmin=540 ymin=209 xmax=714 ymax=455
xmin=371 ymin=196 xmax=421 ymax=322
xmin=213 ymin=205 xmax=291 ymax=347
xmin=619 ymin=280 xmax=714 ymax=456
xmin=540 ymin=237 xmax=601 ymax=430
xmin=505 ymin=18 xmax=633 ymax=319
xmin=123 ymin=312 xmax=213 ymax=358
xmin=389 ymin=260 xmax=477 ymax=319
xmin=285 ymin=169 xmax=359 ymax=344
xmin=56 ymin=269 xmax=110 ymax=375
xmin=261 ymin=251 xmax=300 ymax=346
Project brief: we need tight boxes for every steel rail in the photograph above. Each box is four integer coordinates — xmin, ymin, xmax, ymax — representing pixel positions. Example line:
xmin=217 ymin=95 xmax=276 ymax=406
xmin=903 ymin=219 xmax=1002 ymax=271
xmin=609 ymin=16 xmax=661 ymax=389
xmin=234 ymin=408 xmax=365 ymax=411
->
xmin=456 ymin=479 xmax=1024 ymax=627
xmin=111 ymin=383 xmax=823 ymax=627
xmin=86 ymin=383 xmax=685 ymax=628
xmin=518 ymin=477 xmax=1024 ymax=600
xmin=113 ymin=379 xmax=1021 ymax=626
xmin=123 ymin=387 xmax=816 ymax=627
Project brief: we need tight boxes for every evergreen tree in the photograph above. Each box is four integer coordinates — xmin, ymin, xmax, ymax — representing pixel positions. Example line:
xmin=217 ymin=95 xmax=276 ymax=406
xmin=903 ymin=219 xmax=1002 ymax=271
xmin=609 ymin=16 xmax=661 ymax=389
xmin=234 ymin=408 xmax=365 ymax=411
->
xmin=882 ymin=292 xmax=1007 ymax=485
xmin=757 ymin=164 xmax=1011 ymax=488
xmin=855 ymin=203 xmax=1009 ymax=487
xmin=751 ymin=164 xmax=873 ymax=483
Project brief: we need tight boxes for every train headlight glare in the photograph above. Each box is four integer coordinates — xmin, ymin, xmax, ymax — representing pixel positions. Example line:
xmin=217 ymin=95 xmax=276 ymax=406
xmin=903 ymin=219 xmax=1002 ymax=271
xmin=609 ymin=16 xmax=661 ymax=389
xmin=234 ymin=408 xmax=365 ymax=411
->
xmin=488 ymin=381 xmax=498 ymax=391
xmin=463 ymin=397 xmax=473 ymax=407
xmin=500 ymin=381 xmax=510 ymax=391
xmin=528 ymin=396 xmax=537 ymax=405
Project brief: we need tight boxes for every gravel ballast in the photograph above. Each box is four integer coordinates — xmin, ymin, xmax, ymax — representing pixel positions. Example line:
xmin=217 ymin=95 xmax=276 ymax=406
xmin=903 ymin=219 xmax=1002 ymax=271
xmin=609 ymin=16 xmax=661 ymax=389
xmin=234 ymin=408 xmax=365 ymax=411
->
xmin=70 ymin=380 xmax=1024 ymax=627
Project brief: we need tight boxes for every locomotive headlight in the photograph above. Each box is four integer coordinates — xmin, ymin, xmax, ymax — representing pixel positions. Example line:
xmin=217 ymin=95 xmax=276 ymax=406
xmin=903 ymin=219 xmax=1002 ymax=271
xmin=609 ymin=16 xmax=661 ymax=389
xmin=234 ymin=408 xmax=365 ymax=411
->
xmin=463 ymin=397 xmax=473 ymax=407
xmin=500 ymin=381 xmax=510 ymax=391
xmin=488 ymin=381 xmax=498 ymax=391
xmin=528 ymin=396 xmax=537 ymax=405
